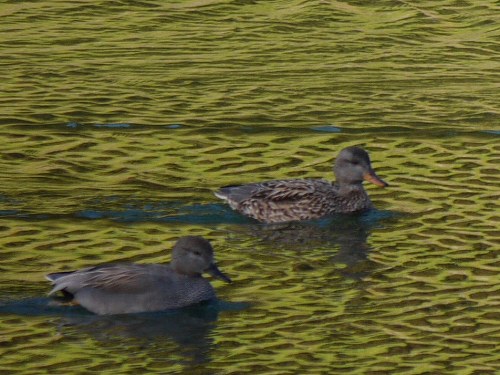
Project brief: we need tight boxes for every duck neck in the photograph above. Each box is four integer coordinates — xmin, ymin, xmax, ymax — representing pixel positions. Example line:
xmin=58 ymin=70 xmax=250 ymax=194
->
xmin=170 ymin=262 xmax=201 ymax=277
xmin=334 ymin=181 xmax=365 ymax=195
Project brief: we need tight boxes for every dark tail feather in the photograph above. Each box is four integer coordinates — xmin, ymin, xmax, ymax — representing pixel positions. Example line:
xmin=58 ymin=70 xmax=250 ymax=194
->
xmin=214 ymin=185 xmax=239 ymax=200
xmin=215 ymin=184 xmax=256 ymax=203
xmin=46 ymin=272 xmax=76 ymax=299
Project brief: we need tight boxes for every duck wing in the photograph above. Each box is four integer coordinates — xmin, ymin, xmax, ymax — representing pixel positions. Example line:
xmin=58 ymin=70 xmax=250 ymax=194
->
xmin=216 ymin=179 xmax=326 ymax=203
xmin=46 ymin=263 xmax=168 ymax=296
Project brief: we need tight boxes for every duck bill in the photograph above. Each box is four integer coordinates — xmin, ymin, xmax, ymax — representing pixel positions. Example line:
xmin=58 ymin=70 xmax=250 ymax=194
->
xmin=206 ymin=263 xmax=232 ymax=283
xmin=363 ymin=171 xmax=388 ymax=187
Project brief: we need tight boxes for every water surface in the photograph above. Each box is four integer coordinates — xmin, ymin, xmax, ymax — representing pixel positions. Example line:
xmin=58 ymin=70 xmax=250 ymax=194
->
xmin=1 ymin=1 xmax=499 ymax=374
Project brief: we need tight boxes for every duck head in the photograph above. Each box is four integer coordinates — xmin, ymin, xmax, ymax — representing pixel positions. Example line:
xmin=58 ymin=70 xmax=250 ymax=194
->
xmin=171 ymin=236 xmax=232 ymax=283
xmin=333 ymin=146 xmax=388 ymax=187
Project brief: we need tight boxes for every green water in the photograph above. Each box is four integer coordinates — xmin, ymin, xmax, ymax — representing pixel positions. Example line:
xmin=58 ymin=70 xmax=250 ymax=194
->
xmin=1 ymin=1 xmax=499 ymax=374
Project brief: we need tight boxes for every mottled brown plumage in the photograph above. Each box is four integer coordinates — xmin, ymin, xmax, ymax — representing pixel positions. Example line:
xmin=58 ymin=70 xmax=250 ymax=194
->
xmin=215 ymin=147 xmax=388 ymax=223
xmin=46 ymin=236 xmax=231 ymax=315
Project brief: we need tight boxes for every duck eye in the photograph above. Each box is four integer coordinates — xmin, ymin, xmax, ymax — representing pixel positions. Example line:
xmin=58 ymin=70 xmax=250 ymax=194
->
xmin=193 ymin=251 xmax=201 ymax=256
xmin=351 ymin=160 xmax=359 ymax=165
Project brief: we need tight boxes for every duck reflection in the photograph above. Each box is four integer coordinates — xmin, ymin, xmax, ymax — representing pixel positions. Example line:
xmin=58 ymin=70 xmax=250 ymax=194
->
xmin=57 ymin=303 xmax=219 ymax=364
xmin=232 ymin=210 xmax=395 ymax=279
xmin=0 ymin=298 xmax=245 ymax=365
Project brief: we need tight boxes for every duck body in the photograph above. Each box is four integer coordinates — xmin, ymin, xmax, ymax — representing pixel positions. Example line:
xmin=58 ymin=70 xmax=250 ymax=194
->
xmin=217 ymin=178 xmax=372 ymax=223
xmin=47 ymin=264 xmax=217 ymax=315
xmin=215 ymin=147 xmax=388 ymax=224
xmin=46 ymin=236 xmax=231 ymax=315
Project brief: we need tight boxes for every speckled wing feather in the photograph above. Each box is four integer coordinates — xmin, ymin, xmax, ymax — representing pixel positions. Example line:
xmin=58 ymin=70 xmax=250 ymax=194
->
xmin=220 ymin=179 xmax=338 ymax=223
xmin=249 ymin=179 xmax=324 ymax=202
xmin=217 ymin=179 xmax=325 ymax=204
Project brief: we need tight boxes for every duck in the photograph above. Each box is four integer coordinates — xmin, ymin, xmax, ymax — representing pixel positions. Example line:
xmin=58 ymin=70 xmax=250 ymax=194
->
xmin=214 ymin=146 xmax=388 ymax=223
xmin=46 ymin=236 xmax=231 ymax=315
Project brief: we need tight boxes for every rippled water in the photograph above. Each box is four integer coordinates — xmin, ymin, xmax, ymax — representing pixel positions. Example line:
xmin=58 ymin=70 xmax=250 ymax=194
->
xmin=1 ymin=1 xmax=499 ymax=374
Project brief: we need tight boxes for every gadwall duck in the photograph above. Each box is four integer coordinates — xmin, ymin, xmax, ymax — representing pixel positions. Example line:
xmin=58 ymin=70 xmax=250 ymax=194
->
xmin=215 ymin=146 xmax=388 ymax=223
xmin=46 ymin=236 xmax=231 ymax=315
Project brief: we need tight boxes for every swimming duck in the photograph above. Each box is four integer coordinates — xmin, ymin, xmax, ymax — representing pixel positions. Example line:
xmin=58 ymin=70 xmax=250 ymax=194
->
xmin=215 ymin=146 xmax=388 ymax=223
xmin=46 ymin=236 xmax=231 ymax=315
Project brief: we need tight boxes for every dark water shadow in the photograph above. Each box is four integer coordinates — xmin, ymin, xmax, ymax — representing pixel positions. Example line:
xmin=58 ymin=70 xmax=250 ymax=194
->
xmin=75 ymin=201 xmax=252 ymax=225
xmin=0 ymin=201 xmax=251 ymax=225
xmin=0 ymin=198 xmax=398 ymax=228
xmin=0 ymin=296 xmax=248 ymax=365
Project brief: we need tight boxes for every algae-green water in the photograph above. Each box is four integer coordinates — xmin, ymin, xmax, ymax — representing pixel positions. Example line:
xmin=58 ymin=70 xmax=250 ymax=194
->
xmin=0 ymin=1 xmax=499 ymax=374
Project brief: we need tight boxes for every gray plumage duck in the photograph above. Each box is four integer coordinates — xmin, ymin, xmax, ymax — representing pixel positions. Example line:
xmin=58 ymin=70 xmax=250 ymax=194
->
xmin=215 ymin=146 xmax=388 ymax=223
xmin=46 ymin=236 xmax=231 ymax=315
